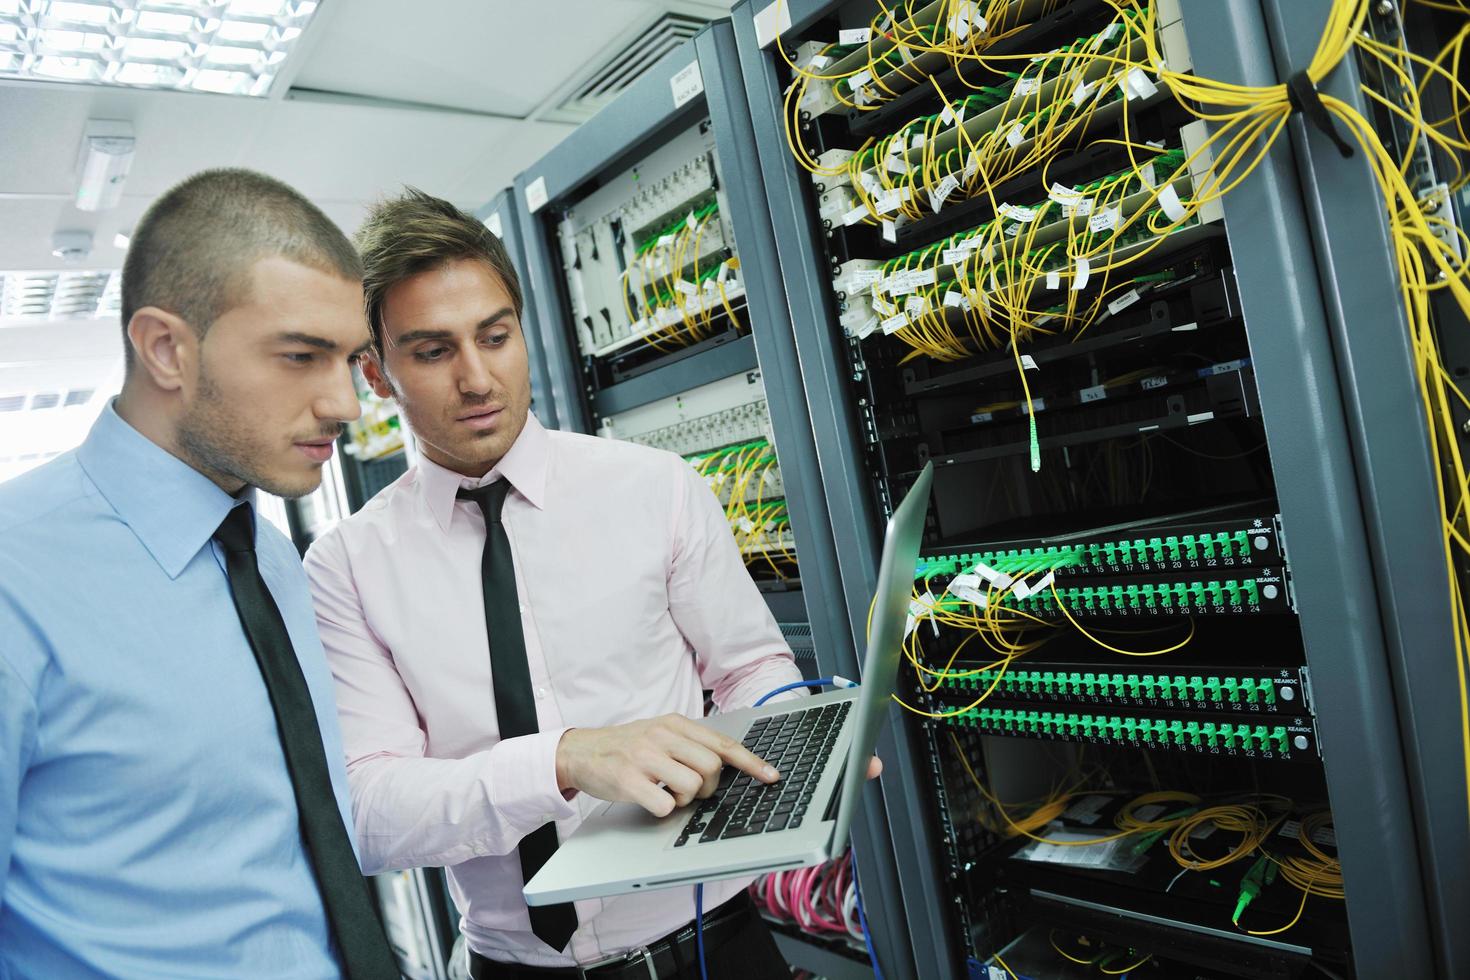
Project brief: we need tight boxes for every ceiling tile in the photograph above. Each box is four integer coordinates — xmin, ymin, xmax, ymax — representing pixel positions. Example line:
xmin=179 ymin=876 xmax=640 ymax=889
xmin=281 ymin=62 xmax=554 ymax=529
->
xmin=291 ymin=0 xmax=658 ymax=117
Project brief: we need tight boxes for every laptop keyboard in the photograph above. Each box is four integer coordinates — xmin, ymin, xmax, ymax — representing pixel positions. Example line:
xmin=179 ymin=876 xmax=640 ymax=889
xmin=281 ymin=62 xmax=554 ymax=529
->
xmin=674 ymin=701 xmax=852 ymax=847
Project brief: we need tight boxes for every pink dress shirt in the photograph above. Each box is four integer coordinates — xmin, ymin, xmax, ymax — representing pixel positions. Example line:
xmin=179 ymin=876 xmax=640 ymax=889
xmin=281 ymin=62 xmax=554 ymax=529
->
xmin=303 ymin=412 xmax=803 ymax=967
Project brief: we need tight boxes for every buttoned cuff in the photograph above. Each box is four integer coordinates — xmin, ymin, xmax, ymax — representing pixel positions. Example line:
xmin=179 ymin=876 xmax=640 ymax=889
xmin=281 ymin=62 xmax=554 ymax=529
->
xmin=488 ymin=727 xmax=579 ymax=830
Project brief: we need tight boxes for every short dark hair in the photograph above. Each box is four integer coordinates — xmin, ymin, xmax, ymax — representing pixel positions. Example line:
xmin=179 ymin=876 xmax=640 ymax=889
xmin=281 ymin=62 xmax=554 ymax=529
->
xmin=120 ymin=168 xmax=362 ymax=368
xmin=354 ymin=187 xmax=523 ymax=351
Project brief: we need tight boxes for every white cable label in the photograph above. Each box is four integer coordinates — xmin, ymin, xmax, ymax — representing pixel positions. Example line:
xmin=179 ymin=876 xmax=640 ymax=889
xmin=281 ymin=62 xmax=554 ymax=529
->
xmin=882 ymin=219 xmax=897 ymax=243
xmin=1046 ymin=270 xmax=1061 ymax=290
xmin=998 ymin=202 xmax=1037 ymax=223
xmin=1049 ymin=183 xmax=1083 ymax=207
xmin=972 ymin=562 xmax=1014 ymax=590
xmin=1014 ymin=77 xmax=1040 ymax=98
xmin=930 ymin=174 xmax=961 ymax=212
xmin=1073 ymin=257 xmax=1091 ymax=290
xmin=949 ymin=584 xmax=990 ymax=607
xmin=944 ymin=291 xmax=964 ymax=308
xmin=1080 ymin=384 xmax=1107 ymax=403
xmin=840 ymin=27 xmax=872 ymax=45
xmin=882 ymin=313 xmax=909 ymax=334
xmin=1005 ymin=123 xmax=1026 ymax=148
xmin=847 ymin=269 xmax=883 ymax=290
xmin=964 ymin=151 xmax=981 ymax=182
xmin=849 ymin=68 xmax=873 ymax=89
xmin=1158 ymin=183 xmax=1188 ymax=222
xmin=1071 ymin=79 xmax=1096 ymax=105
xmin=1107 ymin=288 xmax=1142 ymax=314
xmin=1126 ymin=67 xmax=1158 ymax=100
xmin=1020 ymin=354 xmax=1039 ymax=370
xmin=1011 ymin=571 xmax=1055 ymax=600
xmin=1089 ymin=207 xmax=1121 ymax=233
xmin=842 ymin=204 xmax=870 ymax=227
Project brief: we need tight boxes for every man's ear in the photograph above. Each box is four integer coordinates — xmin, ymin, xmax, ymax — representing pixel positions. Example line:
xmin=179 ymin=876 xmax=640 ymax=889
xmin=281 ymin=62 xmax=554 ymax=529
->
xmin=360 ymin=350 xmax=395 ymax=399
xmin=126 ymin=307 xmax=196 ymax=393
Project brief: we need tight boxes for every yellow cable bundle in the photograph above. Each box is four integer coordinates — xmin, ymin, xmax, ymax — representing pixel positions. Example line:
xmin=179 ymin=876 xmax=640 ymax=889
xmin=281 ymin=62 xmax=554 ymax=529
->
xmin=1167 ymin=801 xmax=1286 ymax=871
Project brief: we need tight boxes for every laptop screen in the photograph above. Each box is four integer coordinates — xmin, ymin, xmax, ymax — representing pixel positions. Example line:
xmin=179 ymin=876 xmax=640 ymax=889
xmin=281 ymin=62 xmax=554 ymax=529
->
xmin=830 ymin=461 xmax=934 ymax=847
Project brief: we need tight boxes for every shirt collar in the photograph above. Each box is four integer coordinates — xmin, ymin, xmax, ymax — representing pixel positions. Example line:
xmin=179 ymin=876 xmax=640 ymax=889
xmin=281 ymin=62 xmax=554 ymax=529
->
xmin=418 ymin=410 xmax=549 ymax=533
xmin=76 ymin=399 xmax=255 ymax=580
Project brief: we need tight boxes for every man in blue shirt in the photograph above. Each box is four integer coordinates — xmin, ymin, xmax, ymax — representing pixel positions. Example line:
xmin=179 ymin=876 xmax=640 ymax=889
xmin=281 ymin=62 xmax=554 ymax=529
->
xmin=0 ymin=170 xmax=397 ymax=979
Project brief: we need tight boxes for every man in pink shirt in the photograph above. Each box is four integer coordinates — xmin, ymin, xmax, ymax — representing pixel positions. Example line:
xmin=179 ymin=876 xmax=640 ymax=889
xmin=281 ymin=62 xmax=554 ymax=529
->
xmin=302 ymin=189 xmax=800 ymax=979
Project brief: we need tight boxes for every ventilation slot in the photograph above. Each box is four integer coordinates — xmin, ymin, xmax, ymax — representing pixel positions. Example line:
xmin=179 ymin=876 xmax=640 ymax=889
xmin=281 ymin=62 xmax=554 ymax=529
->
xmin=551 ymin=13 xmax=708 ymax=122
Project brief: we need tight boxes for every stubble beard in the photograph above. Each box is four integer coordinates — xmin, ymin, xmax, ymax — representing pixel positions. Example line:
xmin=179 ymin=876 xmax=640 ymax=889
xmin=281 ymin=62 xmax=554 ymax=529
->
xmin=176 ymin=362 xmax=324 ymax=499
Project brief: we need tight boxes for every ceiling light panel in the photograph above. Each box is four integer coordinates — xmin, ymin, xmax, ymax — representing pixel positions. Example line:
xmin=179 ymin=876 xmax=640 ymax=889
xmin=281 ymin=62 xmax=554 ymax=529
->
xmin=0 ymin=270 xmax=121 ymax=323
xmin=0 ymin=0 xmax=320 ymax=96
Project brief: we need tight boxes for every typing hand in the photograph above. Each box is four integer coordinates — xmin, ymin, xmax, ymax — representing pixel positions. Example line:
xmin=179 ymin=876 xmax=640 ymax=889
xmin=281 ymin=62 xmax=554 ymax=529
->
xmin=556 ymin=714 xmax=778 ymax=818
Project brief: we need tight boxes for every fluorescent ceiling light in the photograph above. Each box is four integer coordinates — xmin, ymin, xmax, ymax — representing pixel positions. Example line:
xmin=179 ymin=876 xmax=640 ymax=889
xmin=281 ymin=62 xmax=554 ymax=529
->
xmin=75 ymin=119 xmax=134 ymax=212
xmin=0 ymin=0 xmax=320 ymax=97
xmin=0 ymin=269 xmax=121 ymax=324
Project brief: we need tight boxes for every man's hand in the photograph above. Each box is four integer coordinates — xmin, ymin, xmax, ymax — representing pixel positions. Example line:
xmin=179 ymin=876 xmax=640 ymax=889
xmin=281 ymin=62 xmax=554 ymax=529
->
xmin=556 ymin=715 xmax=778 ymax=818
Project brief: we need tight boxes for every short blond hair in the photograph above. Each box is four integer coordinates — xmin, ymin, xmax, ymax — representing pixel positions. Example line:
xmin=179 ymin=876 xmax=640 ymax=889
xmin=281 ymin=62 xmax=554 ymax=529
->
xmin=354 ymin=188 xmax=523 ymax=351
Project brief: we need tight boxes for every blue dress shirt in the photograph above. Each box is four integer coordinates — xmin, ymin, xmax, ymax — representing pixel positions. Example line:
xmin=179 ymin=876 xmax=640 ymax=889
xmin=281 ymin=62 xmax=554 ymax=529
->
xmin=0 ymin=402 xmax=356 ymax=979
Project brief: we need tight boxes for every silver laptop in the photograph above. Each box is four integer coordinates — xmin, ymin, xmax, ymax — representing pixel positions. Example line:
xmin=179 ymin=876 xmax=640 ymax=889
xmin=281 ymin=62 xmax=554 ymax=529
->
xmin=524 ymin=461 xmax=934 ymax=905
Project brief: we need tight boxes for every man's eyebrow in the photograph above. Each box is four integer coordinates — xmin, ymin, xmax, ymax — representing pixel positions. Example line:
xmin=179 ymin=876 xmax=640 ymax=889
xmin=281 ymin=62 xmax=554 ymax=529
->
xmin=477 ymin=308 xmax=515 ymax=330
xmin=272 ymin=331 xmax=341 ymax=351
xmin=392 ymin=328 xmax=455 ymax=345
xmin=392 ymin=311 xmax=515 ymax=346
xmin=349 ymin=339 xmax=374 ymax=359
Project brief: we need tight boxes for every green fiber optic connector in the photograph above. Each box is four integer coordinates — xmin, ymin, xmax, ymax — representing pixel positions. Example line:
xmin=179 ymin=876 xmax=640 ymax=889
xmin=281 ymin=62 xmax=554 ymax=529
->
xmin=1271 ymin=726 xmax=1290 ymax=753
xmin=1234 ymin=855 xmax=1272 ymax=925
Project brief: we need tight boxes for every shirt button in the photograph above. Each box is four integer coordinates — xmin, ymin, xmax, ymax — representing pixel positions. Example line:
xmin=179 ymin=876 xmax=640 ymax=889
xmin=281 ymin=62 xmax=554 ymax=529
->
xmin=536 ymin=687 xmax=548 ymax=699
xmin=519 ymin=604 xmax=527 ymax=614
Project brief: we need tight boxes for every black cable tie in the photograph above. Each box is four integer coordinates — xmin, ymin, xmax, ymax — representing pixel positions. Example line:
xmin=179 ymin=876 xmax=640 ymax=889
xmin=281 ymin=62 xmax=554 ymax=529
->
xmin=1286 ymin=69 xmax=1355 ymax=159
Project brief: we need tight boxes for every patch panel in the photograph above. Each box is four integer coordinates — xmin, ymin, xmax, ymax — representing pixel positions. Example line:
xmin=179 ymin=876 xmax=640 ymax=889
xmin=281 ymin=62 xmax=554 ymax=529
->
xmin=600 ymin=371 xmax=774 ymax=453
xmin=935 ymin=664 xmax=1309 ymax=715
xmin=934 ymin=704 xmax=1319 ymax=760
xmin=792 ymin=0 xmax=1063 ymax=118
xmin=555 ymin=123 xmax=740 ymax=361
xmin=917 ymin=510 xmax=1285 ymax=581
xmin=692 ymin=439 xmax=786 ymax=506
xmin=927 ymin=566 xmax=1291 ymax=618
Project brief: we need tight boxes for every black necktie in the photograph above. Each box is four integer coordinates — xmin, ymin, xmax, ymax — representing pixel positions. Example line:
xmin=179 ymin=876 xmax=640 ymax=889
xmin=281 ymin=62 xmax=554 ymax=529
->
xmin=213 ymin=504 xmax=399 ymax=980
xmin=458 ymin=481 xmax=580 ymax=953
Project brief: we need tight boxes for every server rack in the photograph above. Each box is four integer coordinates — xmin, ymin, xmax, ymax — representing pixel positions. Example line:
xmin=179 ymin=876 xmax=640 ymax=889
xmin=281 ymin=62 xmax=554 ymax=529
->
xmin=729 ymin=0 xmax=1467 ymax=975
xmin=509 ymin=21 xmax=898 ymax=975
